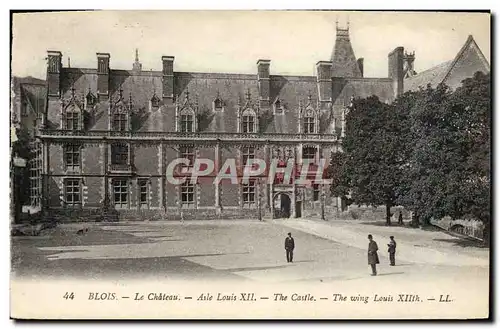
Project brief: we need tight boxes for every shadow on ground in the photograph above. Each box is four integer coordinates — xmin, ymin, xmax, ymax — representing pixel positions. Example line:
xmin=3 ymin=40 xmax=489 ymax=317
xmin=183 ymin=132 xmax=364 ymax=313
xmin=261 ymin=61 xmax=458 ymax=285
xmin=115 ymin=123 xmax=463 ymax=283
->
xmin=11 ymin=253 xmax=251 ymax=281
xmin=359 ymin=221 xmax=410 ymax=228
xmin=376 ymin=272 xmax=405 ymax=277
xmin=433 ymin=238 xmax=487 ymax=249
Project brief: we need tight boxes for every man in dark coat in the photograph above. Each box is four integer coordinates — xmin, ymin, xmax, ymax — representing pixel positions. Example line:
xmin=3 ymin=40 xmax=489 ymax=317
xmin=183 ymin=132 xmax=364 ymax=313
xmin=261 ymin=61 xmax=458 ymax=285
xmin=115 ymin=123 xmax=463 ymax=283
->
xmin=285 ymin=232 xmax=295 ymax=263
xmin=398 ymin=212 xmax=404 ymax=225
xmin=388 ymin=236 xmax=397 ymax=266
xmin=367 ymin=234 xmax=379 ymax=276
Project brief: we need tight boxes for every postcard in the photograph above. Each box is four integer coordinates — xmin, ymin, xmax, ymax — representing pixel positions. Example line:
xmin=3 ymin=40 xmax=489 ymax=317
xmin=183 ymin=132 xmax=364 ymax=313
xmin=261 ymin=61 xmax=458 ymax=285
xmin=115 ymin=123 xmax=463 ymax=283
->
xmin=10 ymin=10 xmax=491 ymax=320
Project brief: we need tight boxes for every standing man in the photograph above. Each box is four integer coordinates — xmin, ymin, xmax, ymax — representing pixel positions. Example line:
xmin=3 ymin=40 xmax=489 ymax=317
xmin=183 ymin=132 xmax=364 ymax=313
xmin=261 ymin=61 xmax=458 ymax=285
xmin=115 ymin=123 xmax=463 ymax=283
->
xmin=388 ymin=236 xmax=397 ymax=266
xmin=367 ymin=234 xmax=379 ymax=276
xmin=285 ymin=232 xmax=295 ymax=263
xmin=398 ymin=212 xmax=404 ymax=225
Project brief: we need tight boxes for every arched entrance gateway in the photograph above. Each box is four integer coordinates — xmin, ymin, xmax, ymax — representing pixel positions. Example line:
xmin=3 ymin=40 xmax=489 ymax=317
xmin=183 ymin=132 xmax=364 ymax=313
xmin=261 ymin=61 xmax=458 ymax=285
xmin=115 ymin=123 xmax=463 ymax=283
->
xmin=273 ymin=192 xmax=292 ymax=219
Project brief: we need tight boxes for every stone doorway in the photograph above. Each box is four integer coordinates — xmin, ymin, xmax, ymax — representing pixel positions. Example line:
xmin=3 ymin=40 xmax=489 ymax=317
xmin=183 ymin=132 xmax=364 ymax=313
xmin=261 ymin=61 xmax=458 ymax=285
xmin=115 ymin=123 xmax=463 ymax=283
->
xmin=273 ymin=192 xmax=291 ymax=219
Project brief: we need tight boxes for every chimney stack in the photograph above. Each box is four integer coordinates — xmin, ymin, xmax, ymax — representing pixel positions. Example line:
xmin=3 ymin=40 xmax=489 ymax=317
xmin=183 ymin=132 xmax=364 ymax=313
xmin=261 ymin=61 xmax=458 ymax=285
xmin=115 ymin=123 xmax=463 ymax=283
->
xmin=257 ymin=59 xmax=271 ymax=108
xmin=388 ymin=47 xmax=405 ymax=99
xmin=316 ymin=61 xmax=333 ymax=102
xmin=47 ymin=51 xmax=62 ymax=97
xmin=97 ymin=53 xmax=110 ymax=100
xmin=357 ymin=58 xmax=364 ymax=77
xmin=162 ymin=56 xmax=175 ymax=104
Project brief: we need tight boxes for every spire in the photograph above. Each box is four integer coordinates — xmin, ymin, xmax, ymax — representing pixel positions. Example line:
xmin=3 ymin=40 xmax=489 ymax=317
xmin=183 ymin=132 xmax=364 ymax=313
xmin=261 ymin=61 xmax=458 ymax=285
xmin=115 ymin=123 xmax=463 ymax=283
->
xmin=133 ymin=48 xmax=142 ymax=72
xmin=331 ymin=20 xmax=362 ymax=78
xmin=68 ymin=57 xmax=71 ymax=68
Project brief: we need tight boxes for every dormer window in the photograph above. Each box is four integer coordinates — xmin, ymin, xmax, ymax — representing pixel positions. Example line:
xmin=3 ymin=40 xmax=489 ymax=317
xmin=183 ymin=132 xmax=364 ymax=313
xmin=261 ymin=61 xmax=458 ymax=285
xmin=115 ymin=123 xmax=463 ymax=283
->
xmin=66 ymin=111 xmax=80 ymax=130
xmin=151 ymin=94 xmax=161 ymax=110
xmin=180 ymin=112 xmax=194 ymax=133
xmin=110 ymin=88 xmax=131 ymax=132
xmin=274 ymin=99 xmax=284 ymax=115
xmin=304 ymin=109 xmax=316 ymax=134
xmin=63 ymin=103 xmax=83 ymax=131
xmin=85 ymin=89 xmax=97 ymax=109
xmin=113 ymin=112 xmax=128 ymax=131
xmin=238 ymin=90 xmax=259 ymax=134
xmin=213 ymin=98 xmax=223 ymax=111
xmin=176 ymin=90 xmax=198 ymax=133
xmin=62 ymin=86 xmax=84 ymax=130
xmin=241 ymin=109 xmax=257 ymax=133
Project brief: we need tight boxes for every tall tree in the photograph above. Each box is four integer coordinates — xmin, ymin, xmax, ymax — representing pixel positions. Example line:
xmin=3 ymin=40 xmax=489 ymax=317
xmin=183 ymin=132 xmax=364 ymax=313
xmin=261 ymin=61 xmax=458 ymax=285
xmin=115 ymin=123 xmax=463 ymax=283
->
xmin=446 ymin=72 xmax=490 ymax=244
xmin=401 ymin=83 xmax=455 ymax=226
xmin=400 ymin=72 xmax=490 ymax=236
xmin=338 ymin=95 xmax=405 ymax=225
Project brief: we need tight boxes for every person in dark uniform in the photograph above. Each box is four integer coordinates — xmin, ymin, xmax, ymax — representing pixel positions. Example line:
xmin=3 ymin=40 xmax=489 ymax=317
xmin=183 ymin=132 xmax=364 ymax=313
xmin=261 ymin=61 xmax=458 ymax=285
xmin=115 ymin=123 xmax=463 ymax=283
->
xmin=398 ymin=212 xmax=404 ymax=225
xmin=284 ymin=232 xmax=295 ymax=263
xmin=367 ymin=234 xmax=379 ymax=276
xmin=388 ymin=236 xmax=397 ymax=266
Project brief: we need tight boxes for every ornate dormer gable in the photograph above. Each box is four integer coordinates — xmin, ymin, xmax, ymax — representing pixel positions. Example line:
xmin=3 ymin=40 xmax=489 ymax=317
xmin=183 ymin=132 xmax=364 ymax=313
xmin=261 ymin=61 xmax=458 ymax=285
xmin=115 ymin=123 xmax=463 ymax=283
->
xmin=175 ymin=89 xmax=198 ymax=133
xmin=61 ymin=84 xmax=84 ymax=130
xmin=150 ymin=92 xmax=161 ymax=111
xmin=85 ymin=87 xmax=97 ymax=110
xmin=148 ymin=69 xmax=161 ymax=111
xmin=109 ymin=86 xmax=132 ymax=131
xmin=273 ymin=97 xmax=284 ymax=115
xmin=298 ymin=93 xmax=319 ymax=134
xmin=212 ymin=91 xmax=224 ymax=112
xmin=237 ymin=89 xmax=260 ymax=133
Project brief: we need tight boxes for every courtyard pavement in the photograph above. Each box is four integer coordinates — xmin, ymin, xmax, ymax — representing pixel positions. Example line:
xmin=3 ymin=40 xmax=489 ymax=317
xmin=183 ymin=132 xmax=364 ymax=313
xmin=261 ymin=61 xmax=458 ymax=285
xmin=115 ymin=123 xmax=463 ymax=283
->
xmin=11 ymin=218 xmax=489 ymax=286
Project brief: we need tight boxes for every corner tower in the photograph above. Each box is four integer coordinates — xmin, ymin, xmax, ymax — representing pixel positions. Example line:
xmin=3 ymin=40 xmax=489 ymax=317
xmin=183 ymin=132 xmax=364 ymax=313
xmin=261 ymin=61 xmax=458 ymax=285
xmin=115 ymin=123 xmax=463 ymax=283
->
xmin=330 ymin=21 xmax=362 ymax=78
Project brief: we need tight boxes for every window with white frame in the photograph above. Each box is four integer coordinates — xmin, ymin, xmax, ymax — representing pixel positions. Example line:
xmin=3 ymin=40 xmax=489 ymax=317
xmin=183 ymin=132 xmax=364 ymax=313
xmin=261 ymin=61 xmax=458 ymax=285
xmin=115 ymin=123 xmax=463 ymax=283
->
xmin=242 ymin=146 xmax=255 ymax=167
xmin=138 ymin=179 xmax=149 ymax=208
xmin=112 ymin=112 xmax=128 ymax=131
xmin=181 ymin=181 xmax=195 ymax=207
xmin=242 ymin=112 xmax=256 ymax=133
xmin=304 ymin=113 xmax=315 ymax=134
xmin=180 ymin=112 xmax=194 ymax=133
xmin=64 ymin=178 xmax=81 ymax=206
xmin=29 ymin=143 xmax=42 ymax=208
xmin=66 ymin=111 xmax=80 ymax=130
xmin=64 ymin=144 xmax=81 ymax=171
xmin=113 ymin=179 xmax=128 ymax=208
xmin=242 ymin=180 xmax=256 ymax=207
xmin=179 ymin=145 xmax=195 ymax=168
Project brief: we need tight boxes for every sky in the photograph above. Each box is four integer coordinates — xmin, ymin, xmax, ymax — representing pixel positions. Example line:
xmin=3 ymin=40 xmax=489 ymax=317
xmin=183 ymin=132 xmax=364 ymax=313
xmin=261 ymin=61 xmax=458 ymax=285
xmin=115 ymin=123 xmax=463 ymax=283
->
xmin=11 ymin=11 xmax=490 ymax=80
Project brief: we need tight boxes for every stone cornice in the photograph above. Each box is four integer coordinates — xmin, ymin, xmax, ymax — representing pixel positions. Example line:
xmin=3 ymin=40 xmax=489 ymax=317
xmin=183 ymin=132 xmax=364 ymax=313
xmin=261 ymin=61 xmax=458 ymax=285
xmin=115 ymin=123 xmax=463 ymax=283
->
xmin=38 ymin=130 xmax=339 ymax=144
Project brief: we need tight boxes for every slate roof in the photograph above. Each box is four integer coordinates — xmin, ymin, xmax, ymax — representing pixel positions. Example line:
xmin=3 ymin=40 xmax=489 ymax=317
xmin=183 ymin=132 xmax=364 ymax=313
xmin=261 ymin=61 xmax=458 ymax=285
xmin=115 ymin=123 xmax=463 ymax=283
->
xmin=404 ymin=60 xmax=453 ymax=92
xmin=404 ymin=35 xmax=490 ymax=92
xmin=11 ymin=76 xmax=47 ymax=118
xmin=331 ymin=27 xmax=362 ymax=78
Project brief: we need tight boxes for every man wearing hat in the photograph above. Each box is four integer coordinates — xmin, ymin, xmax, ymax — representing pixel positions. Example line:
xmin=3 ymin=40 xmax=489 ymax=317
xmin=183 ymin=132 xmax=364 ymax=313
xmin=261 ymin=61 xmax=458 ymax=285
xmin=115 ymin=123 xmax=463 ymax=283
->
xmin=367 ymin=234 xmax=379 ymax=276
xmin=388 ymin=236 xmax=397 ymax=266
xmin=284 ymin=232 xmax=295 ymax=263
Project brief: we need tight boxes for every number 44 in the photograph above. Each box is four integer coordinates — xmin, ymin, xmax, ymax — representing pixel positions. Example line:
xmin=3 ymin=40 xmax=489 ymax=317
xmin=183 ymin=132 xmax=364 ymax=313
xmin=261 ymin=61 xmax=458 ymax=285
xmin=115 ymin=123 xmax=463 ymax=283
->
xmin=63 ymin=292 xmax=75 ymax=300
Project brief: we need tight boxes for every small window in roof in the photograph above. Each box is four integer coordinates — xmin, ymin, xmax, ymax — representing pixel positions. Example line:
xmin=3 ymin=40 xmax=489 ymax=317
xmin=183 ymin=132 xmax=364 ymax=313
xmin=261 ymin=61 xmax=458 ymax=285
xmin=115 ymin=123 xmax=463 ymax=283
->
xmin=274 ymin=99 xmax=283 ymax=115
xmin=213 ymin=94 xmax=224 ymax=111
xmin=151 ymin=93 xmax=161 ymax=109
